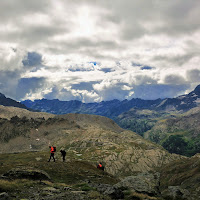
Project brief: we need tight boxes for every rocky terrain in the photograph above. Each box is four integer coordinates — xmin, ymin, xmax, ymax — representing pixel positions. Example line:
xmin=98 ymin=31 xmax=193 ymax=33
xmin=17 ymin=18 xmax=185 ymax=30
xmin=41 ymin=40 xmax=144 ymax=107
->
xmin=3 ymin=150 xmax=196 ymax=200
xmin=0 ymin=107 xmax=181 ymax=177
xmin=0 ymin=106 xmax=199 ymax=199
xmin=0 ymin=91 xmax=200 ymax=199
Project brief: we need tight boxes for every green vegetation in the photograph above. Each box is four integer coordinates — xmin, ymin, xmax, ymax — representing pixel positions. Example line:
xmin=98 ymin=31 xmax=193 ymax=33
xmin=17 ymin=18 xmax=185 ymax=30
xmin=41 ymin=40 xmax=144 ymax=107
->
xmin=162 ymin=135 xmax=187 ymax=155
xmin=115 ymin=118 xmax=155 ymax=136
xmin=148 ymin=131 xmax=200 ymax=157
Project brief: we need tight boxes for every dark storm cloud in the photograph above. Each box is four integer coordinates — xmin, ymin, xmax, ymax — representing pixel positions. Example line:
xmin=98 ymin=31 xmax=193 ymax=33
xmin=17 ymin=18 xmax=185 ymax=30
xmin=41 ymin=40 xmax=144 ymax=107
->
xmin=164 ymin=74 xmax=186 ymax=85
xmin=186 ymin=69 xmax=200 ymax=83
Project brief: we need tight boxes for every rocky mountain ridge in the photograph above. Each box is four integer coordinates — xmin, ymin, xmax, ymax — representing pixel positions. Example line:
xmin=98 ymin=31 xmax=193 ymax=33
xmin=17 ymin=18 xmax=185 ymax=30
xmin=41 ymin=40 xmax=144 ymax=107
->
xmin=21 ymin=84 xmax=200 ymax=116
xmin=0 ymin=93 xmax=28 ymax=109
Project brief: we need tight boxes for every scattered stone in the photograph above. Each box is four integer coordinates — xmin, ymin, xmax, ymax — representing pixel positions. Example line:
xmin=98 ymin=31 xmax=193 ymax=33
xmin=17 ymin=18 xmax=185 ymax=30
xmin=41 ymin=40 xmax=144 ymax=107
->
xmin=89 ymin=183 xmax=124 ymax=199
xmin=71 ymin=191 xmax=86 ymax=195
xmin=104 ymin=186 xmax=124 ymax=199
xmin=114 ymin=172 xmax=160 ymax=196
xmin=0 ymin=192 xmax=9 ymax=200
xmin=42 ymin=187 xmax=60 ymax=193
xmin=35 ymin=157 xmax=42 ymax=161
xmin=161 ymin=186 xmax=190 ymax=200
xmin=64 ymin=186 xmax=72 ymax=191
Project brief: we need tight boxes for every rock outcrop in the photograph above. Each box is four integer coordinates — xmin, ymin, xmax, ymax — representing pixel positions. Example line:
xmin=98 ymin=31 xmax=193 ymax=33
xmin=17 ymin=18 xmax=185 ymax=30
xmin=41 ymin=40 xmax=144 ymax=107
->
xmin=3 ymin=167 xmax=51 ymax=181
xmin=114 ymin=172 xmax=160 ymax=196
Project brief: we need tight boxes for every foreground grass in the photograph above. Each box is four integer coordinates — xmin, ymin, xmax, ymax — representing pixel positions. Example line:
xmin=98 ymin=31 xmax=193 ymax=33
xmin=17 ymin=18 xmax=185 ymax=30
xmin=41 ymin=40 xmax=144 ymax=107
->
xmin=0 ymin=151 xmax=117 ymax=185
xmin=0 ymin=151 xmax=119 ymax=199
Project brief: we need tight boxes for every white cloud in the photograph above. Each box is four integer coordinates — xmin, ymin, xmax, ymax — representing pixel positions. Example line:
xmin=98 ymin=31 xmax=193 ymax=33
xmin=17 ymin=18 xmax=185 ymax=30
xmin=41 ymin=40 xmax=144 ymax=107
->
xmin=0 ymin=0 xmax=199 ymax=102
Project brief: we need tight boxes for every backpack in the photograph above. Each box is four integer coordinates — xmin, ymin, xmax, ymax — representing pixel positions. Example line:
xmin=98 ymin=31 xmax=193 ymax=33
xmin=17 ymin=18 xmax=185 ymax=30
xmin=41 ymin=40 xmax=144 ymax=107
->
xmin=53 ymin=146 xmax=56 ymax=152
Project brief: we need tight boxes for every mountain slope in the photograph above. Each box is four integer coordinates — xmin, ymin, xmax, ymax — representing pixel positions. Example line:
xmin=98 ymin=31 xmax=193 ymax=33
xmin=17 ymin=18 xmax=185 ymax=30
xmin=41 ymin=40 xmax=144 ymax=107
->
xmin=0 ymin=93 xmax=28 ymax=109
xmin=0 ymin=105 xmax=54 ymax=119
xmin=144 ymin=107 xmax=200 ymax=156
xmin=156 ymin=84 xmax=200 ymax=111
xmin=0 ymin=107 xmax=182 ymax=177
xmin=159 ymin=154 xmax=200 ymax=200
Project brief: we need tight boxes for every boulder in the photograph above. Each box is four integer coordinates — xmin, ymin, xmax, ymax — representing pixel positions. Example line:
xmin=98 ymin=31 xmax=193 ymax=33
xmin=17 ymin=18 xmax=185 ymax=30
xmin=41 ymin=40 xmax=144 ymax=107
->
xmin=0 ymin=192 xmax=9 ymax=200
xmin=114 ymin=172 xmax=160 ymax=196
xmin=3 ymin=167 xmax=51 ymax=180
xmin=161 ymin=186 xmax=190 ymax=200
xmin=89 ymin=183 xmax=124 ymax=199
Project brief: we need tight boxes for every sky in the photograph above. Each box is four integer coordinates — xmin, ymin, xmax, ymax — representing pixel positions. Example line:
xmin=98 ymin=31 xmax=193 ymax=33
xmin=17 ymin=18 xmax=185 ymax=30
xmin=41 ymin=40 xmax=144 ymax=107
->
xmin=0 ymin=0 xmax=200 ymax=103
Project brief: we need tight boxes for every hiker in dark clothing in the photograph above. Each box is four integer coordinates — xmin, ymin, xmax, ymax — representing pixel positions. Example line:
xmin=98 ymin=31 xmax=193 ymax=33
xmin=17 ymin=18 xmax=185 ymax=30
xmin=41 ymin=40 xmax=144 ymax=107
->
xmin=97 ymin=162 xmax=104 ymax=171
xmin=48 ymin=146 xmax=56 ymax=162
xmin=60 ymin=149 xmax=66 ymax=162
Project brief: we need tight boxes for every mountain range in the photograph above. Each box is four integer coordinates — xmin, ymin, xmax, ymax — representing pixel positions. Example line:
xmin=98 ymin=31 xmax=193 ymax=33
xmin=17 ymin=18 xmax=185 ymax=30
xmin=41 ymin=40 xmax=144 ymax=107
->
xmin=21 ymin=84 xmax=200 ymax=116
xmin=1 ymin=84 xmax=200 ymax=157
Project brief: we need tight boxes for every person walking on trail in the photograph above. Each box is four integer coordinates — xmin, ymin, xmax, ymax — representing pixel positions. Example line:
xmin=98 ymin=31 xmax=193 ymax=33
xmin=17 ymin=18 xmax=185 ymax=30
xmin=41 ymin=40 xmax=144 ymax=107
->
xmin=97 ymin=162 xmax=104 ymax=171
xmin=60 ymin=149 xmax=66 ymax=162
xmin=48 ymin=145 xmax=56 ymax=162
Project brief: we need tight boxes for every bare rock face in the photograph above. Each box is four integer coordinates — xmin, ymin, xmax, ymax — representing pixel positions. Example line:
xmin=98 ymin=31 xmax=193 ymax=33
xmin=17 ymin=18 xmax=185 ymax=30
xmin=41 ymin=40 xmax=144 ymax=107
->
xmin=3 ymin=167 xmax=51 ymax=181
xmin=114 ymin=172 xmax=160 ymax=196
xmin=88 ymin=183 xmax=124 ymax=199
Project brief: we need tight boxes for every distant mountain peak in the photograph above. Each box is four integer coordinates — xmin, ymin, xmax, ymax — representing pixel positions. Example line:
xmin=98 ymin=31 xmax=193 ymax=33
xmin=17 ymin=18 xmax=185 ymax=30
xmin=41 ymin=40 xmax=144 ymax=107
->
xmin=193 ymin=84 xmax=200 ymax=95
xmin=0 ymin=93 xmax=6 ymax=98
xmin=0 ymin=92 xmax=28 ymax=109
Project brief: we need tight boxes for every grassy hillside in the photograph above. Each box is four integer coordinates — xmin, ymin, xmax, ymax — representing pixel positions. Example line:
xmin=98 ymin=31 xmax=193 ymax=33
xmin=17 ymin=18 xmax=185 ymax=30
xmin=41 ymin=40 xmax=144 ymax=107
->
xmin=114 ymin=108 xmax=179 ymax=136
xmin=0 ymin=151 xmax=119 ymax=199
xmin=0 ymin=105 xmax=54 ymax=119
xmin=144 ymin=107 xmax=200 ymax=156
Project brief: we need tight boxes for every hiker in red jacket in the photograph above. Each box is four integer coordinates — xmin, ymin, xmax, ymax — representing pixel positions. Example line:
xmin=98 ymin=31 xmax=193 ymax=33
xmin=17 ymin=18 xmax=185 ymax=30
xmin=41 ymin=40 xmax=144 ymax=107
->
xmin=97 ymin=162 xmax=104 ymax=171
xmin=48 ymin=145 xmax=56 ymax=162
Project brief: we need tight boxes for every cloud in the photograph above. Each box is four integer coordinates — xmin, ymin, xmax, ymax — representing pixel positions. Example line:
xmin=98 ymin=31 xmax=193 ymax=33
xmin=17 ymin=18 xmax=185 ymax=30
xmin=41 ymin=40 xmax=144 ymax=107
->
xmin=164 ymin=74 xmax=186 ymax=85
xmin=43 ymin=85 xmax=100 ymax=103
xmin=131 ymin=84 xmax=190 ymax=100
xmin=186 ymin=69 xmax=200 ymax=83
xmin=22 ymin=52 xmax=42 ymax=67
xmin=16 ymin=77 xmax=47 ymax=99
xmin=0 ymin=0 xmax=199 ymax=102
